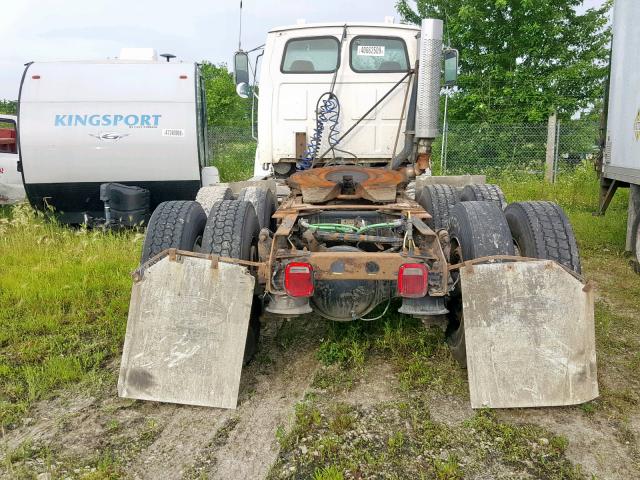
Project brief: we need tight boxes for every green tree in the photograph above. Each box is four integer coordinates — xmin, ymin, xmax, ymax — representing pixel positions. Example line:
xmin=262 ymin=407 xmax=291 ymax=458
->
xmin=0 ymin=100 xmax=17 ymax=115
xmin=396 ymin=0 xmax=611 ymax=122
xmin=200 ymin=62 xmax=250 ymax=126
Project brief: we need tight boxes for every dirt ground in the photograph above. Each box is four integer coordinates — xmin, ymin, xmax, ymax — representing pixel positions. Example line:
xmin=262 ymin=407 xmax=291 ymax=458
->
xmin=1 ymin=308 xmax=638 ymax=480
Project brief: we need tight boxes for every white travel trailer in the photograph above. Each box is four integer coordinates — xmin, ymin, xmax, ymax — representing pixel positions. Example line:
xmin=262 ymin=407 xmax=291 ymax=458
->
xmin=18 ymin=56 xmax=216 ymax=223
xmin=0 ymin=115 xmax=25 ymax=204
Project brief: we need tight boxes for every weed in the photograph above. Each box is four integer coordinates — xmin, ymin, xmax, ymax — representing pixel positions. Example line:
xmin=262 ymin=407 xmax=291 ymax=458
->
xmin=328 ymin=403 xmax=355 ymax=434
xmin=433 ymin=454 xmax=463 ymax=480
xmin=294 ymin=401 xmax=322 ymax=431
xmin=387 ymin=430 xmax=405 ymax=452
xmin=105 ymin=419 xmax=120 ymax=432
xmin=313 ymin=465 xmax=344 ymax=480
xmin=311 ymin=365 xmax=355 ymax=392
xmin=275 ymin=425 xmax=288 ymax=448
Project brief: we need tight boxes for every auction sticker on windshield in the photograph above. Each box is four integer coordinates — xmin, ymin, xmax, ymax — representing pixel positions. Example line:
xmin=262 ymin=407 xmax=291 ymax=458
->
xmin=357 ymin=45 xmax=385 ymax=56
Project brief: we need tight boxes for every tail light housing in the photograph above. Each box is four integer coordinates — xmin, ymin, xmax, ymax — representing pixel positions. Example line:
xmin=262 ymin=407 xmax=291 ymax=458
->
xmin=284 ymin=262 xmax=314 ymax=297
xmin=398 ymin=263 xmax=429 ymax=298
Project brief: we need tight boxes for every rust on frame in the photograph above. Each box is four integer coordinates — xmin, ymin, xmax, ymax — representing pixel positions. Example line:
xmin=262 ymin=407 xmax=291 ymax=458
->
xmin=288 ymin=166 xmax=407 ymax=203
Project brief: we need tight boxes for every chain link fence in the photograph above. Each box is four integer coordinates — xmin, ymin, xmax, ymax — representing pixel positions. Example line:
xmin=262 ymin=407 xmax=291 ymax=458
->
xmin=207 ymin=125 xmax=256 ymax=182
xmin=207 ymin=120 xmax=600 ymax=181
xmin=436 ymin=120 xmax=599 ymax=177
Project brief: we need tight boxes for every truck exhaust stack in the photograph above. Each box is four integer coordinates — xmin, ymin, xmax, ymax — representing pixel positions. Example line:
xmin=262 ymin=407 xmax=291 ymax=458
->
xmin=415 ymin=19 xmax=443 ymax=141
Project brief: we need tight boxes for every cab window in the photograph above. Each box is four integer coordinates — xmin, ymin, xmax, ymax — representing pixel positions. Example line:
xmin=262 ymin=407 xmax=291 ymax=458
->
xmin=350 ymin=36 xmax=409 ymax=73
xmin=281 ymin=36 xmax=340 ymax=73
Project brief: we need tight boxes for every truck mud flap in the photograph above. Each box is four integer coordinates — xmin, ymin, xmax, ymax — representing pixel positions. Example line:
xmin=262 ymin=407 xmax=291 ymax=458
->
xmin=460 ymin=260 xmax=598 ymax=409
xmin=118 ymin=251 xmax=255 ymax=409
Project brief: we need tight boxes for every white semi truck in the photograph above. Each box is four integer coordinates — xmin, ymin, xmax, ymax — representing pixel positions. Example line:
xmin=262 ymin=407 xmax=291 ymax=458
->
xmin=17 ymin=53 xmax=218 ymax=224
xmin=117 ymin=19 xmax=598 ymax=411
xmin=599 ymin=0 xmax=640 ymax=269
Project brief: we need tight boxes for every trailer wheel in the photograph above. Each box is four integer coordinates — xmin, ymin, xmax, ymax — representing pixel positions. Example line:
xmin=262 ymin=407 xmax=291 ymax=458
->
xmin=460 ymin=184 xmax=507 ymax=210
xmin=505 ymin=201 xmax=581 ymax=274
xmin=195 ymin=185 xmax=233 ymax=216
xmin=200 ymin=199 xmax=261 ymax=364
xmin=446 ymin=201 xmax=515 ymax=365
xmin=237 ymin=186 xmax=277 ymax=231
xmin=140 ymin=201 xmax=206 ymax=264
xmin=417 ymin=184 xmax=458 ymax=230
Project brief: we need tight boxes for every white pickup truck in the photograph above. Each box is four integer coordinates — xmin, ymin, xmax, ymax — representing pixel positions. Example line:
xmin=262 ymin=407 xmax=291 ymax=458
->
xmin=0 ymin=115 xmax=25 ymax=204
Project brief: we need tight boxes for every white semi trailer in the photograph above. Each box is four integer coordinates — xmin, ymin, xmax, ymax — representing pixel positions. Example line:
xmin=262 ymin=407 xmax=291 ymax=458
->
xmin=17 ymin=55 xmax=217 ymax=223
xmin=599 ymin=0 xmax=640 ymax=268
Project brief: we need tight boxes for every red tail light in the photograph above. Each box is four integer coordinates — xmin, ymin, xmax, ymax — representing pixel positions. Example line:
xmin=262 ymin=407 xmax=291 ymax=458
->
xmin=398 ymin=263 xmax=429 ymax=298
xmin=284 ymin=262 xmax=314 ymax=297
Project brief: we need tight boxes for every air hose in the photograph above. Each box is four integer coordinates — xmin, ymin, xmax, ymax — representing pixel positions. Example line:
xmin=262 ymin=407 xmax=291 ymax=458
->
xmin=297 ymin=92 xmax=341 ymax=170
xmin=298 ymin=25 xmax=348 ymax=171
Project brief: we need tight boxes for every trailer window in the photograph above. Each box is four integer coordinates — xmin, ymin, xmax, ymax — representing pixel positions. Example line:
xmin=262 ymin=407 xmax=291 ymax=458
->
xmin=281 ymin=36 xmax=340 ymax=74
xmin=350 ymin=36 xmax=409 ymax=73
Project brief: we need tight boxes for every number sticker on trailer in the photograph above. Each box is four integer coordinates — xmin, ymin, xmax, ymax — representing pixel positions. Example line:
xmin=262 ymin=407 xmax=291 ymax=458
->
xmin=162 ymin=129 xmax=185 ymax=137
xmin=357 ymin=45 xmax=385 ymax=56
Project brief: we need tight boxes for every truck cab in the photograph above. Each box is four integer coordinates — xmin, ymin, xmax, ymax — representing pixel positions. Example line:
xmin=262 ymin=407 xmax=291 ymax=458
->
xmin=253 ymin=22 xmax=421 ymax=177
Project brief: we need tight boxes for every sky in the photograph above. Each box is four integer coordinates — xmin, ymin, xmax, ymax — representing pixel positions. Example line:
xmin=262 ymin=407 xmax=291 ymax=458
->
xmin=0 ymin=0 xmax=606 ymax=100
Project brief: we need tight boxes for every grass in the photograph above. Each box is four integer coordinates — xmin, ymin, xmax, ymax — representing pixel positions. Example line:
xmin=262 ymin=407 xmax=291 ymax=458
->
xmin=0 ymin=162 xmax=638 ymax=477
xmin=0 ymin=205 xmax=141 ymax=428
xmin=315 ymin=314 xmax=466 ymax=396
xmin=269 ymin=396 xmax=585 ymax=479
xmin=269 ymin=163 xmax=640 ymax=479
xmin=211 ymin=142 xmax=255 ymax=182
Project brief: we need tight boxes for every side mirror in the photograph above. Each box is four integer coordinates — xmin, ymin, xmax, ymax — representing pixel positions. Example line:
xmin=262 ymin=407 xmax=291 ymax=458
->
xmin=444 ymin=49 xmax=459 ymax=86
xmin=234 ymin=51 xmax=250 ymax=98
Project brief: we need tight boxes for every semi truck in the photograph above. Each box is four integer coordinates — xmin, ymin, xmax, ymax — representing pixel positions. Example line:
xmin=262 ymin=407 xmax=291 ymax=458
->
xmin=118 ymin=19 xmax=598 ymax=411
xmin=598 ymin=0 xmax=640 ymax=270
xmin=16 ymin=50 xmax=218 ymax=224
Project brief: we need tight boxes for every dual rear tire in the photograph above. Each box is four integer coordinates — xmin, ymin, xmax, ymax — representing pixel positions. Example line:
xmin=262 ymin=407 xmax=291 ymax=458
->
xmin=417 ymin=183 xmax=507 ymax=231
xmin=200 ymin=199 xmax=262 ymax=365
xmin=140 ymin=197 xmax=264 ymax=365
xmin=446 ymin=201 xmax=515 ymax=364
xmin=445 ymin=198 xmax=581 ymax=365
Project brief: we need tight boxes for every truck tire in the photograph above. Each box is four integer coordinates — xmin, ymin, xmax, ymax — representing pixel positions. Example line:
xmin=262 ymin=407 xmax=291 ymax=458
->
xmin=504 ymin=201 xmax=581 ymax=274
xmin=195 ymin=185 xmax=233 ymax=216
xmin=200 ymin=199 xmax=261 ymax=364
xmin=460 ymin=184 xmax=507 ymax=210
xmin=237 ymin=186 xmax=277 ymax=231
xmin=417 ymin=184 xmax=458 ymax=230
xmin=200 ymin=199 xmax=259 ymax=259
xmin=140 ymin=201 xmax=206 ymax=264
xmin=446 ymin=201 xmax=515 ymax=365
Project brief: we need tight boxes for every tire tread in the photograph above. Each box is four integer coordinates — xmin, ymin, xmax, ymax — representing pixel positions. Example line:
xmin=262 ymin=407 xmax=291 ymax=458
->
xmin=505 ymin=201 xmax=581 ymax=273
xmin=141 ymin=201 xmax=206 ymax=263
xmin=460 ymin=184 xmax=507 ymax=210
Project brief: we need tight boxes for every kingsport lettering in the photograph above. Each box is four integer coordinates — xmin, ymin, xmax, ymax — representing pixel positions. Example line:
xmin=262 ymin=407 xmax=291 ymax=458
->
xmin=54 ymin=114 xmax=162 ymax=127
